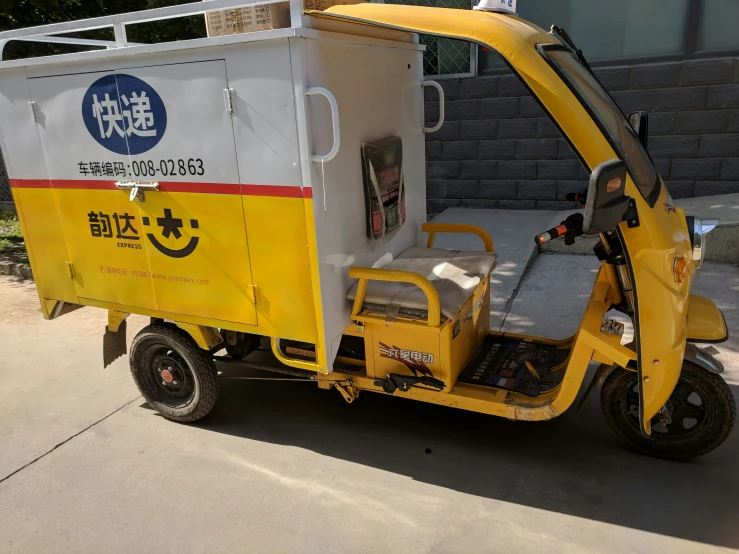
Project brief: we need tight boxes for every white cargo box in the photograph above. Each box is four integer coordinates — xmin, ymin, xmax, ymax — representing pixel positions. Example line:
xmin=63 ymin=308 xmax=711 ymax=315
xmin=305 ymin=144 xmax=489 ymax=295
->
xmin=0 ymin=0 xmax=440 ymax=370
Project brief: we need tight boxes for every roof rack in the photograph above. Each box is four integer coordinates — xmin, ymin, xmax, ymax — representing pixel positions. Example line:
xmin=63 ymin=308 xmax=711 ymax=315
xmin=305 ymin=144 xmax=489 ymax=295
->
xmin=0 ymin=0 xmax=305 ymax=61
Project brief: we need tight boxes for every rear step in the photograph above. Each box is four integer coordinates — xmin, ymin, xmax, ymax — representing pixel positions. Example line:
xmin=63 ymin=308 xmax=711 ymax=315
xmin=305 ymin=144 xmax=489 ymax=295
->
xmin=458 ymin=336 xmax=571 ymax=397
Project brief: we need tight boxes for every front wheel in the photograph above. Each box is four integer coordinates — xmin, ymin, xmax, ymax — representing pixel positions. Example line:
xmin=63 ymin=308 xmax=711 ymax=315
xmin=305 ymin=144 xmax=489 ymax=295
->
xmin=130 ymin=325 xmax=219 ymax=423
xmin=600 ymin=362 xmax=735 ymax=460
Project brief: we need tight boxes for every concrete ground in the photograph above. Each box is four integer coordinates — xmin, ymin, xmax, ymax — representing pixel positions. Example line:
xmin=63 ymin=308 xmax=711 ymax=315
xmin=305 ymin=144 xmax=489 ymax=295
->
xmin=2 ymin=248 xmax=738 ymax=553
xmin=430 ymin=208 xmax=549 ymax=329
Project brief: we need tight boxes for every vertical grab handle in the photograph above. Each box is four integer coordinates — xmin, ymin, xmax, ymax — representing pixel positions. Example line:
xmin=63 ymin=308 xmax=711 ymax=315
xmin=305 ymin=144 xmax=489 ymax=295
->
xmin=422 ymin=80 xmax=445 ymax=133
xmin=306 ymin=87 xmax=341 ymax=163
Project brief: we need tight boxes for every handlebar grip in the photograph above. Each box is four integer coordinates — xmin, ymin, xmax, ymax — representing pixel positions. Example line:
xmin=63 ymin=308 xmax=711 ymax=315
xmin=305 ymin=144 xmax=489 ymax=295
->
xmin=565 ymin=192 xmax=586 ymax=205
xmin=535 ymin=224 xmax=568 ymax=245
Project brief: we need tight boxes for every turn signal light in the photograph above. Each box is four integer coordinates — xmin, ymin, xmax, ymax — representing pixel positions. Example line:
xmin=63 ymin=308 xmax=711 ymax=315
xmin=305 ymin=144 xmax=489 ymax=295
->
xmin=673 ymin=256 xmax=689 ymax=284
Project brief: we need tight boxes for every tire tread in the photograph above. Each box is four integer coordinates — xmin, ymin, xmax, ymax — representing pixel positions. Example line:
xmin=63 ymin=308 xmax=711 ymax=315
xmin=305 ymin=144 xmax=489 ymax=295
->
xmin=601 ymin=362 xmax=735 ymax=460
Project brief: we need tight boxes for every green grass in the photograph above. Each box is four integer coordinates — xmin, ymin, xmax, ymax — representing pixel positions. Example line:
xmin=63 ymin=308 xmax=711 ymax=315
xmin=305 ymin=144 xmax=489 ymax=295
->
xmin=0 ymin=211 xmax=28 ymax=264
xmin=0 ymin=211 xmax=23 ymax=248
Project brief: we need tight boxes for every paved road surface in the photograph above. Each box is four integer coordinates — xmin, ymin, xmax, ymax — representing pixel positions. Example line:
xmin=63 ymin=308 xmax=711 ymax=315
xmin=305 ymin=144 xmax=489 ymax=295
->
xmin=1 ymin=259 xmax=738 ymax=553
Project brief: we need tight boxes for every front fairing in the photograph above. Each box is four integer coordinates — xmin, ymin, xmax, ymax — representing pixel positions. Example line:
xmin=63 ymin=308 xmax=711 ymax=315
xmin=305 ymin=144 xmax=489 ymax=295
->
xmin=314 ymin=4 xmax=693 ymax=431
xmin=620 ymin=182 xmax=694 ymax=432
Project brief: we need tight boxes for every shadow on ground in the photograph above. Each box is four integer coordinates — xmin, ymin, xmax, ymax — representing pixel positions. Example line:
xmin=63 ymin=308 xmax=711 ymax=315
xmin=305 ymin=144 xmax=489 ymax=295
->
xmin=191 ymin=367 xmax=739 ymax=550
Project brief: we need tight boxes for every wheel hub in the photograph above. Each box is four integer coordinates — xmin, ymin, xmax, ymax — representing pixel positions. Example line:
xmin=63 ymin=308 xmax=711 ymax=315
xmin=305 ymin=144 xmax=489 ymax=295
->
xmin=160 ymin=368 xmax=174 ymax=384
xmin=150 ymin=353 xmax=189 ymax=397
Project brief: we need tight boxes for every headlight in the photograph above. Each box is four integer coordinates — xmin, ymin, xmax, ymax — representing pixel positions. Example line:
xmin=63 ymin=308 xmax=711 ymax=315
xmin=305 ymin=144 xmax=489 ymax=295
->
xmin=686 ymin=216 xmax=718 ymax=269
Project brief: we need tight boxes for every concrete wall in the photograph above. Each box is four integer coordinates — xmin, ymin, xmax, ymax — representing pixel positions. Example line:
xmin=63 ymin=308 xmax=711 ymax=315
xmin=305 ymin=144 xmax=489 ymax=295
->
xmin=425 ymin=57 xmax=739 ymax=213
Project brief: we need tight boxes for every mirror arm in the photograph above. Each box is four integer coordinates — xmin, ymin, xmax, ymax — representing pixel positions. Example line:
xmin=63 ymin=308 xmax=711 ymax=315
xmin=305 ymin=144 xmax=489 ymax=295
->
xmin=621 ymin=197 xmax=640 ymax=229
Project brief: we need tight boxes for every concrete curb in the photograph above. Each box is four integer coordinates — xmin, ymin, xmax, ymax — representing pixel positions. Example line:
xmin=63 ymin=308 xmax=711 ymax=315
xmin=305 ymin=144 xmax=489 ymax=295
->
xmin=0 ymin=261 xmax=33 ymax=280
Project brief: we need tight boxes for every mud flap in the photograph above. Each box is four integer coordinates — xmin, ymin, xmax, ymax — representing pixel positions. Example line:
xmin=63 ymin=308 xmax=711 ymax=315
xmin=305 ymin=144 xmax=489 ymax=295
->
xmin=103 ymin=319 xmax=127 ymax=368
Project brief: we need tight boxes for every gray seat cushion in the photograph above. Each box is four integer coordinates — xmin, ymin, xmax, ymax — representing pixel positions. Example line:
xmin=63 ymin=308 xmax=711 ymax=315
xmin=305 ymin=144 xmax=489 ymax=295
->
xmin=346 ymin=246 xmax=498 ymax=320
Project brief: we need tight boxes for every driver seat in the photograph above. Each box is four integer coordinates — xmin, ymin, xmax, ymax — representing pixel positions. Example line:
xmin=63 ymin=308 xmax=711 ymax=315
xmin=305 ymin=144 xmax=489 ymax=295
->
xmin=346 ymin=246 xmax=498 ymax=321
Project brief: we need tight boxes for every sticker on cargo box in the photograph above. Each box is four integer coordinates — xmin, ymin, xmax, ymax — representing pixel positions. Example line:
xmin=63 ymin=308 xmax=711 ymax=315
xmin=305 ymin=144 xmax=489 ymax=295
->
xmin=379 ymin=342 xmax=434 ymax=378
xmin=85 ymin=207 xmax=199 ymax=258
xmin=82 ymin=74 xmax=167 ymax=155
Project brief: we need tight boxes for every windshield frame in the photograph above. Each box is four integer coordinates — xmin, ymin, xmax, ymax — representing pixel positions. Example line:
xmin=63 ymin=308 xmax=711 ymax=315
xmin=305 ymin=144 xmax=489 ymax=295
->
xmin=537 ymin=43 xmax=662 ymax=208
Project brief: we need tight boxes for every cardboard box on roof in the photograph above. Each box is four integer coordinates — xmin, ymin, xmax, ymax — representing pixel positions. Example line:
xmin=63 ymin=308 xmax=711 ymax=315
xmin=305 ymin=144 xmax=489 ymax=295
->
xmin=204 ymin=0 xmax=365 ymax=36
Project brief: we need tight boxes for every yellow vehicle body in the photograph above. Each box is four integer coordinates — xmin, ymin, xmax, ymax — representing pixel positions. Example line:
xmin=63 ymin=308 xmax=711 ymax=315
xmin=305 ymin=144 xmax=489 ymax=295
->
xmin=3 ymin=1 xmax=729 ymax=450
xmin=312 ymin=4 xmax=725 ymax=432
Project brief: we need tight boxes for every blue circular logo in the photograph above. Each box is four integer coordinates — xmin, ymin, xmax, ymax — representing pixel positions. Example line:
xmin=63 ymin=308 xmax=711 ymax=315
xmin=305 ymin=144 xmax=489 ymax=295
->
xmin=82 ymin=73 xmax=167 ymax=155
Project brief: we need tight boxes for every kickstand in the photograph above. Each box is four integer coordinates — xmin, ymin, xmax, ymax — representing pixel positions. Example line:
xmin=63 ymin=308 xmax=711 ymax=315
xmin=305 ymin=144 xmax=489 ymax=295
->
xmin=575 ymin=363 xmax=618 ymax=417
xmin=574 ymin=371 xmax=598 ymax=417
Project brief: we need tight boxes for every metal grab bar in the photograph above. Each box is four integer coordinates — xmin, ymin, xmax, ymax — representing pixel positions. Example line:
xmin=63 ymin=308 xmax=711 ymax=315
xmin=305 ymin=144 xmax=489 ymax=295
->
xmin=422 ymin=80 xmax=445 ymax=133
xmin=306 ymin=87 xmax=341 ymax=163
xmin=349 ymin=267 xmax=442 ymax=327
xmin=422 ymin=223 xmax=495 ymax=252
xmin=0 ymin=36 xmax=145 ymax=61
xmin=271 ymin=338 xmax=320 ymax=372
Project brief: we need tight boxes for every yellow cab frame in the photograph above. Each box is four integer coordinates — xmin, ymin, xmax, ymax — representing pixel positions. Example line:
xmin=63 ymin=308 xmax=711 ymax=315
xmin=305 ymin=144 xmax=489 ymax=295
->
xmin=300 ymin=3 xmax=730 ymax=433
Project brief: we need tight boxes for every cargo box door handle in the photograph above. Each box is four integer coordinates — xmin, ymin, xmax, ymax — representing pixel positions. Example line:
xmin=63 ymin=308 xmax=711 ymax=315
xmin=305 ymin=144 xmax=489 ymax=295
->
xmin=422 ymin=81 xmax=445 ymax=133
xmin=115 ymin=180 xmax=159 ymax=202
xmin=306 ymin=87 xmax=340 ymax=163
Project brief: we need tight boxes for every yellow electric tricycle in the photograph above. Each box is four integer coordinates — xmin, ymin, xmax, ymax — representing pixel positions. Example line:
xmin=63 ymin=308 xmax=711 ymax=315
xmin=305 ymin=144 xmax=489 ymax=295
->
xmin=1 ymin=0 xmax=732 ymax=460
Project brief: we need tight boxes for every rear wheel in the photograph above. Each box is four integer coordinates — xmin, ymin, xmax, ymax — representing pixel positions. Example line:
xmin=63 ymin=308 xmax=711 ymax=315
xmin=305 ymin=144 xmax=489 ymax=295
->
xmin=130 ymin=325 xmax=219 ymax=423
xmin=600 ymin=361 xmax=735 ymax=460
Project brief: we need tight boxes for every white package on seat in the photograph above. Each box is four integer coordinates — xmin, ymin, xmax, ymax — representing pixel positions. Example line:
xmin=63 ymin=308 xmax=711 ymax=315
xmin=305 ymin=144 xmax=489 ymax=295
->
xmin=346 ymin=246 xmax=498 ymax=320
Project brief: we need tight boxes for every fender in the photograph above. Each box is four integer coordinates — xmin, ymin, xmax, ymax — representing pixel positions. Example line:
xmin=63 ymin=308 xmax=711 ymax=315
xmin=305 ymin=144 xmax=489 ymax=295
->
xmin=685 ymin=343 xmax=724 ymax=374
xmin=687 ymin=295 xmax=729 ymax=344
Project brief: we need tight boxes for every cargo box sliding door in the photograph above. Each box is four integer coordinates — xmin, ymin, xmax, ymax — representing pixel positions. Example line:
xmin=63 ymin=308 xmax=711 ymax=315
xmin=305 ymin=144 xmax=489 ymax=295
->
xmin=28 ymin=71 xmax=157 ymax=310
xmin=28 ymin=61 xmax=258 ymax=325
xmin=118 ymin=61 xmax=258 ymax=326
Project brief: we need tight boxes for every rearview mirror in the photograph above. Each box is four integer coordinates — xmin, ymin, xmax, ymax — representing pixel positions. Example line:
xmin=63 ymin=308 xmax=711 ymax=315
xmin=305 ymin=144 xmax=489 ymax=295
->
xmin=628 ymin=111 xmax=649 ymax=149
xmin=583 ymin=159 xmax=630 ymax=235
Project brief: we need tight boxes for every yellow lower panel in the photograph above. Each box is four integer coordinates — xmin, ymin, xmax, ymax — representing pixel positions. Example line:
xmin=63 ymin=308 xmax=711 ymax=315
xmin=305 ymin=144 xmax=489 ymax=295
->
xmin=13 ymin=188 xmax=79 ymax=308
xmin=17 ymin=186 xmax=318 ymax=344
xmin=138 ymin=191 xmax=258 ymax=325
xmin=447 ymin=278 xmax=490 ymax=385
xmin=370 ymin=323 xmax=442 ymax=384
xmin=243 ymin=195 xmax=317 ymax=343
xmin=321 ymin=373 xmax=561 ymax=420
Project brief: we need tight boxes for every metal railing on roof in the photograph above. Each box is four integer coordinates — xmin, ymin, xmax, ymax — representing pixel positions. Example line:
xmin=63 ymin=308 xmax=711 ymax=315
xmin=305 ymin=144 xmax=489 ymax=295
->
xmin=0 ymin=0 xmax=306 ymax=61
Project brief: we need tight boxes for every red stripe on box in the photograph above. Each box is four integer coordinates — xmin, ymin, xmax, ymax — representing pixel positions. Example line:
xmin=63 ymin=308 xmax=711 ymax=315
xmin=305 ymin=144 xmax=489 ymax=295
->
xmin=8 ymin=179 xmax=313 ymax=199
xmin=9 ymin=179 xmax=51 ymax=189
xmin=241 ymin=184 xmax=308 ymax=198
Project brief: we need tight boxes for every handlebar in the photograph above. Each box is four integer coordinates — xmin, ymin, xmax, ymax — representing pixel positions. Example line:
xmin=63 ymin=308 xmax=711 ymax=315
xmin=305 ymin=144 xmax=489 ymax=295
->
xmin=535 ymin=223 xmax=571 ymax=245
xmin=565 ymin=190 xmax=587 ymax=206
xmin=534 ymin=213 xmax=584 ymax=246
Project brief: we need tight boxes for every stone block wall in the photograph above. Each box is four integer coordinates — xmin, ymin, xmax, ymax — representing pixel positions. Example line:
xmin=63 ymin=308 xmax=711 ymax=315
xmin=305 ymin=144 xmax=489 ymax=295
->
xmin=425 ymin=57 xmax=739 ymax=213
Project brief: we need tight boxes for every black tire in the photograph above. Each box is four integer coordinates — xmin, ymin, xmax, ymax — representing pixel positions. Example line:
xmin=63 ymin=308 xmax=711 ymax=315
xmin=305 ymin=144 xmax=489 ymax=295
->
xmin=129 ymin=325 xmax=219 ymax=423
xmin=601 ymin=362 xmax=736 ymax=460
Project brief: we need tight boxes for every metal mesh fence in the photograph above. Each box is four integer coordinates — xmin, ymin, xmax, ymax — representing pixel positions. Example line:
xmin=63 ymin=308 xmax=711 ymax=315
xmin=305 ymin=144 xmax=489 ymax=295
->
xmin=382 ymin=0 xmax=476 ymax=78
xmin=0 ymin=151 xmax=11 ymax=203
